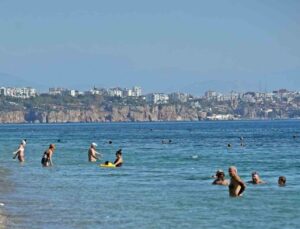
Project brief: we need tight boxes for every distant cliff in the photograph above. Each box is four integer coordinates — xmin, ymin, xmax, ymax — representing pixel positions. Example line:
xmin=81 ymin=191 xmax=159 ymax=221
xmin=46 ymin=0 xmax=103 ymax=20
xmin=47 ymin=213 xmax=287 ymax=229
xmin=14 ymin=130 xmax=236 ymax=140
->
xmin=0 ymin=105 xmax=207 ymax=123
xmin=1 ymin=93 xmax=300 ymax=123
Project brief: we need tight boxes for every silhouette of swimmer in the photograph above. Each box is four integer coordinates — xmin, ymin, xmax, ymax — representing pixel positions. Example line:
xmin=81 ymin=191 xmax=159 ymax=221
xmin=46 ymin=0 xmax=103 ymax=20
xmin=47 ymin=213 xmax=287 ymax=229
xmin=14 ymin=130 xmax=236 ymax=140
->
xmin=108 ymin=140 xmax=112 ymax=144
xmin=240 ymin=136 xmax=245 ymax=146
xmin=162 ymin=140 xmax=172 ymax=144
xmin=227 ymin=143 xmax=232 ymax=148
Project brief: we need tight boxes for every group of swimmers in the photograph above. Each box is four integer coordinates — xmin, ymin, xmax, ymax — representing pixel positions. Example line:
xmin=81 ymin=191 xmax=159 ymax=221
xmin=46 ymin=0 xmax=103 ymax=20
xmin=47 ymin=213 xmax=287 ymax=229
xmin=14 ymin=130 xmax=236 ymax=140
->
xmin=212 ymin=166 xmax=286 ymax=197
xmin=12 ymin=139 xmax=123 ymax=167
xmin=12 ymin=139 xmax=286 ymax=197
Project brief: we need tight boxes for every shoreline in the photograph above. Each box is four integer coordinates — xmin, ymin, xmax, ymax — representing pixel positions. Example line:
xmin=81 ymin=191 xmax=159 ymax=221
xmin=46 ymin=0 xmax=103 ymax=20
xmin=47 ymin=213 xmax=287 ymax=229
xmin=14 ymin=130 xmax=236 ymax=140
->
xmin=0 ymin=118 xmax=299 ymax=125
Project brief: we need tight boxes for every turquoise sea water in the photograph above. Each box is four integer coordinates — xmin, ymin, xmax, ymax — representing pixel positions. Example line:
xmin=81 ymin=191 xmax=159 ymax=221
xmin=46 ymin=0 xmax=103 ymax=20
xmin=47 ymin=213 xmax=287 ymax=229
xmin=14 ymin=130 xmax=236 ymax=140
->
xmin=0 ymin=121 xmax=299 ymax=229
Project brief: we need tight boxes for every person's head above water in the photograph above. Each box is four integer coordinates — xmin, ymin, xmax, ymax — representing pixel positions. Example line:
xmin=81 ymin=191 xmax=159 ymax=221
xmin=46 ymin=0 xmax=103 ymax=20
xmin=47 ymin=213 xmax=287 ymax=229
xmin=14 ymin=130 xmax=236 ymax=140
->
xmin=216 ymin=170 xmax=225 ymax=178
xmin=49 ymin=144 xmax=55 ymax=150
xmin=21 ymin=139 xmax=27 ymax=146
xmin=116 ymin=149 xmax=122 ymax=156
xmin=278 ymin=176 xmax=286 ymax=186
xmin=91 ymin=142 xmax=97 ymax=148
xmin=251 ymin=171 xmax=261 ymax=184
xmin=228 ymin=166 xmax=237 ymax=177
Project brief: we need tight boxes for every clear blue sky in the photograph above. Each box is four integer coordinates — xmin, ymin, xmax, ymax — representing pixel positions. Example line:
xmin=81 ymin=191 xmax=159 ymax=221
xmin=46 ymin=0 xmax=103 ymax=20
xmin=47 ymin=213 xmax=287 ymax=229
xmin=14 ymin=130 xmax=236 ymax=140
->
xmin=0 ymin=0 xmax=299 ymax=94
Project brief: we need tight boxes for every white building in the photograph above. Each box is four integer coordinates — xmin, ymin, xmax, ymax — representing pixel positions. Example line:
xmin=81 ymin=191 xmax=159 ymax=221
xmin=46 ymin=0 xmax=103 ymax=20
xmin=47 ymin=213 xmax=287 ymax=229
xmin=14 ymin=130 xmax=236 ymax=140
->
xmin=123 ymin=86 xmax=142 ymax=97
xmin=132 ymin=86 xmax=142 ymax=96
xmin=0 ymin=87 xmax=37 ymax=98
xmin=146 ymin=93 xmax=169 ymax=104
xmin=123 ymin=88 xmax=133 ymax=97
xmin=108 ymin=87 xmax=123 ymax=97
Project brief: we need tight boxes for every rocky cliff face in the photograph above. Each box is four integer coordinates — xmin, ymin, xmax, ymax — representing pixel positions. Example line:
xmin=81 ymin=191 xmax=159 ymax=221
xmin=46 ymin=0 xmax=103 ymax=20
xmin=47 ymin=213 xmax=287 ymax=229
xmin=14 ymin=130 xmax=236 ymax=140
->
xmin=0 ymin=105 xmax=205 ymax=123
xmin=0 ymin=111 xmax=26 ymax=123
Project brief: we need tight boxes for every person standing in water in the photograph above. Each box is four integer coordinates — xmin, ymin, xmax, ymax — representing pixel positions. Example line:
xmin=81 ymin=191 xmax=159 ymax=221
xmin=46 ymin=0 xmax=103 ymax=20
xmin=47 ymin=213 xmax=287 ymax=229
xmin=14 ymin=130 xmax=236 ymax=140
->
xmin=88 ymin=143 xmax=102 ymax=162
xmin=228 ymin=166 xmax=246 ymax=197
xmin=13 ymin=139 xmax=27 ymax=162
xmin=113 ymin=149 xmax=123 ymax=167
xmin=41 ymin=144 xmax=56 ymax=167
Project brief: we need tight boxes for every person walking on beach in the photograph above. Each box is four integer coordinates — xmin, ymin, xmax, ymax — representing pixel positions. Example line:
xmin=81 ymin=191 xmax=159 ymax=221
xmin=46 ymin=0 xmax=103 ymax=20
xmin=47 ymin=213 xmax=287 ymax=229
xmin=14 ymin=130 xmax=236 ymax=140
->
xmin=41 ymin=144 xmax=56 ymax=167
xmin=88 ymin=143 xmax=102 ymax=162
xmin=228 ymin=166 xmax=246 ymax=197
xmin=212 ymin=170 xmax=229 ymax=186
xmin=13 ymin=139 xmax=27 ymax=162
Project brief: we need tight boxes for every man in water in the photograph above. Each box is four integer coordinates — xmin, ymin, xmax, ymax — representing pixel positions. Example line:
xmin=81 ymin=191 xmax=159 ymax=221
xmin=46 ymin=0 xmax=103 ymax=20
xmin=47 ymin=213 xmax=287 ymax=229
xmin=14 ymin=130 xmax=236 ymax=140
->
xmin=247 ymin=171 xmax=265 ymax=184
xmin=278 ymin=176 xmax=286 ymax=186
xmin=13 ymin=139 xmax=27 ymax=162
xmin=212 ymin=170 xmax=229 ymax=186
xmin=228 ymin=166 xmax=246 ymax=197
xmin=88 ymin=143 xmax=102 ymax=162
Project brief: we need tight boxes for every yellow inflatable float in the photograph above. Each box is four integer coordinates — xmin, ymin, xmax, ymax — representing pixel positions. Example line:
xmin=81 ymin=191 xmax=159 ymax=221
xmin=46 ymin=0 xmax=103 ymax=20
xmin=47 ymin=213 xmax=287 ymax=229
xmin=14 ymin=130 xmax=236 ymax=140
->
xmin=100 ymin=162 xmax=116 ymax=168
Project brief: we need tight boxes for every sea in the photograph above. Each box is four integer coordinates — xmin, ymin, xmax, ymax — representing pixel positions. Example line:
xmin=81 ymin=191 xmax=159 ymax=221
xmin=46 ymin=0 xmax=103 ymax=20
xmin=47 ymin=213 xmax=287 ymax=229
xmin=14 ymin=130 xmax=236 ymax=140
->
xmin=0 ymin=120 xmax=299 ymax=229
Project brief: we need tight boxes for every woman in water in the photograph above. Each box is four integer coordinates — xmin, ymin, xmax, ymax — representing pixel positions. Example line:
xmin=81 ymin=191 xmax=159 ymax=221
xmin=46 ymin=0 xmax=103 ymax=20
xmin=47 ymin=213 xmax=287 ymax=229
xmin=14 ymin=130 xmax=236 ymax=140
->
xmin=41 ymin=144 xmax=56 ymax=167
xmin=113 ymin=149 xmax=123 ymax=167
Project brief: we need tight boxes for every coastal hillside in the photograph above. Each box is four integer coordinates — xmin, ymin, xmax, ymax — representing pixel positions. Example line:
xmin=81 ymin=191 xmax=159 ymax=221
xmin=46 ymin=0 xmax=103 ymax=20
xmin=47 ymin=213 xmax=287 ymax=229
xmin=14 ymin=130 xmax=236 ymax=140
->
xmin=1 ymin=93 xmax=300 ymax=123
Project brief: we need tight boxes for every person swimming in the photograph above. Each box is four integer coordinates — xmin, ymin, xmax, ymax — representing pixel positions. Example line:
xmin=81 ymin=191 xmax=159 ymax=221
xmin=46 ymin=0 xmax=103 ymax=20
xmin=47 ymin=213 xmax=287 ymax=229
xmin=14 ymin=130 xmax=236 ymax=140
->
xmin=247 ymin=171 xmax=265 ymax=184
xmin=278 ymin=176 xmax=286 ymax=186
xmin=240 ymin=136 xmax=245 ymax=147
xmin=212 ymin=170 xmax=229 ymax=186
xmin=13 ymin=139 xmax=27 ymax=162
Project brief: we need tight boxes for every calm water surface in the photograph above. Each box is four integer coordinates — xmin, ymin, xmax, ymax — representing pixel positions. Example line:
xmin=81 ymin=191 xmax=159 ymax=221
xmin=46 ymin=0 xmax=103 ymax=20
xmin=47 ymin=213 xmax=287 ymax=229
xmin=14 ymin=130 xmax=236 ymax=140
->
xmin=0 ymin=121 xmax=299 ymax=229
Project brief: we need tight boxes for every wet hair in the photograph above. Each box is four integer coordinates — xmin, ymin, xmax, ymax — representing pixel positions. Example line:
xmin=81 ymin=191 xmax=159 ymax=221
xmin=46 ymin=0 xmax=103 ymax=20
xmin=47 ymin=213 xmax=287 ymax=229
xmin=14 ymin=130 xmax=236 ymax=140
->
xmin=217 ymin=171 xmax=225 ymax=176
xmin=116 ymin=149 xmax=122 ymax=155
xmin=108 ymin=140 xmax=112 ymax=144
xmin=278 ymin=176 xmax=286 ymax=185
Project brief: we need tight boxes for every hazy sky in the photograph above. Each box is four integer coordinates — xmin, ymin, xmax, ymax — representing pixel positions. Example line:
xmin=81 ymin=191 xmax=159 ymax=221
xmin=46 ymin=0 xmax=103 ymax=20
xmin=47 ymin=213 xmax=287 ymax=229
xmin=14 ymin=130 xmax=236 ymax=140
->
xmin=0 ymin=0 xmax=300 ymax=94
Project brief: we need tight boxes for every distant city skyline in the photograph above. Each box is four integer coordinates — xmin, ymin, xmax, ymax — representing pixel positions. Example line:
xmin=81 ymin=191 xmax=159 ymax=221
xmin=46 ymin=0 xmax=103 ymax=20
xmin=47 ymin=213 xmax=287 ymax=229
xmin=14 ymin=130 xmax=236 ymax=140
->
xmin=1 ymin=0 xmax=300 ymax=95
